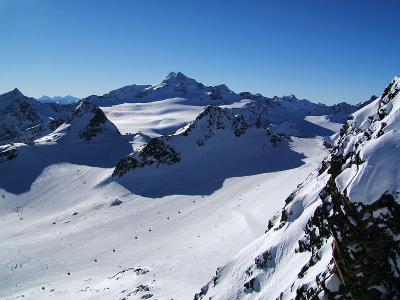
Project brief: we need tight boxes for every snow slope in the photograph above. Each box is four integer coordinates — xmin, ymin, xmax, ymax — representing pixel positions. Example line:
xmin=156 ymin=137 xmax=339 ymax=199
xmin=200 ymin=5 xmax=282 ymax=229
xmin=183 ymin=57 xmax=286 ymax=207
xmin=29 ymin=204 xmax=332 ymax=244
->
xmin=0 ymin=136 xmax=329 ymax=300
xmin=100 ymin=98 xmax=205 ymax=137
xmin=0 ymin=72 xmax=366 ymax=300
xmin=194 ymin=76 xmax=400 ymax=299
xmin=0 ymin=91 xmax=343 ymax=299
xmin=335 ymin=77 xmax=400 ymax=204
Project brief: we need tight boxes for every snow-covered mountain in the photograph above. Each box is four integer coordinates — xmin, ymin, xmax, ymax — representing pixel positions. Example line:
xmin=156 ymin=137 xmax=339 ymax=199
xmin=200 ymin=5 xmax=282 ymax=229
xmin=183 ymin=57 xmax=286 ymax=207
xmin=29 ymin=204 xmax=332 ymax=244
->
xmin=85 ymin=72 xmax=358 ymax=138
xmin=110 ymin=103 xmax=312 ymax=179
xmin=109 ymin=84 xmax=354 ymax=178
xmin=35 ymin=100 xmax=121 ymax=144
xmin=0 ymin=89 xmax=75 ymax=145
xmin=87 ymin=72 xmax=241 ymax=105
xmin=38 ymin=95 xmax=80 ymax=105
xmin=193 ymin=77 xmax=400 ymax=299
xmin=0 ymin=73 xmax=397 ymax=300
xmin=0 ymin=91 xmax=123 ymax=165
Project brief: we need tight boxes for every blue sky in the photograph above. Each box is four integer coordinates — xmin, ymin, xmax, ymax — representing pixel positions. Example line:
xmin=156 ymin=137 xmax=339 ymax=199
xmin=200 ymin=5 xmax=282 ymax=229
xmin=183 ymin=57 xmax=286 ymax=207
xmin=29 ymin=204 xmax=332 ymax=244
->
xmin=0 ymin=0 xmax=399 ymax=104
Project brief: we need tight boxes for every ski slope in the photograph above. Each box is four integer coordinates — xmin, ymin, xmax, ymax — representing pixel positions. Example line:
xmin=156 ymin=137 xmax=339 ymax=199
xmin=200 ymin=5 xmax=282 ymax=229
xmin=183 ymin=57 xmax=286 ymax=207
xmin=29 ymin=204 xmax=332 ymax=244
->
xmin=0 ymin=135 xmax=329 ymax=300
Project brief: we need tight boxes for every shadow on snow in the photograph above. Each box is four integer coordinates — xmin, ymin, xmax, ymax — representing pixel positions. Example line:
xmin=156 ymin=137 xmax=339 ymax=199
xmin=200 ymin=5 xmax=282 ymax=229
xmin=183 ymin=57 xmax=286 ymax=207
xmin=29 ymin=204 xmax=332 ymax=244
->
xmin=0 ymin=141 xmax=131 ymax=194
xmin=107 ymin=137 xmax=308 ymax=198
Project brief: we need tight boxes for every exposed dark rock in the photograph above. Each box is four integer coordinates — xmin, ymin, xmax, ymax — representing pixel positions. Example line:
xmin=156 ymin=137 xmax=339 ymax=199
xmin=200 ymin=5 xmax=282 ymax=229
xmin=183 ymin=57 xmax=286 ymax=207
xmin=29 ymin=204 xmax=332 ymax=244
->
xmin=48 ymin=118 xmax=66 ymax=131
xmin=194 ymin=285 xmax=208 ymax=300
xmin=244 ymin=277 xmax=260 ymax=293
xmin=255 ymin=250 xmax=272 ymax=269
xmin=270 ymin=134 xmax=283 ymax=145
xmin=0 ymin=146 xmax=17 ymax=162
xmin=79 ymin=108 xmax=112 ymax=141
xmin=232 ymin=114 xmax=250 ymax=137
xmin=113 ymin=137 xmax=180 ymax=177
xmin=110 ymin=199 xmax=123 ymax=206
xmin=139 ymin=138 xmax=180 ymax=165
xmin=112 ymin=156 xmax=140 ymax=177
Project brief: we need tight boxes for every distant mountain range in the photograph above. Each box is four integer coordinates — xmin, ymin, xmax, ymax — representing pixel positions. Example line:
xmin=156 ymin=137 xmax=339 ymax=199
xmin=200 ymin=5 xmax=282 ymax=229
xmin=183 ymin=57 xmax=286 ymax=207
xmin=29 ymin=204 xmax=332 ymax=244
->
xmin=0 ymin=72 xmax=364 ymax=145
xmin=38 ymin=95 xmax=80 ymax=105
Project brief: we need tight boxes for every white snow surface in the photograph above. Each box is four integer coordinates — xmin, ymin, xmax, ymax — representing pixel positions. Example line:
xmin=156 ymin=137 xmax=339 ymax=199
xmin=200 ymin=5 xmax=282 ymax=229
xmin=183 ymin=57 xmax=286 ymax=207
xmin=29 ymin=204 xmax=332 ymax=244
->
xmin=0 ymin=72 xmax=361 ymax=299
xmin=335 ymin=76 xmax=400 ymax=204
xmin=100 ymin=98 xmax=205 ymax=137
xmin=0 ymin=90 xmax=342 ymax=299
xmin=195 ymin=161 xmax=333 ymax=300
xmin=0 ymin=135 xmax=328 ymax=299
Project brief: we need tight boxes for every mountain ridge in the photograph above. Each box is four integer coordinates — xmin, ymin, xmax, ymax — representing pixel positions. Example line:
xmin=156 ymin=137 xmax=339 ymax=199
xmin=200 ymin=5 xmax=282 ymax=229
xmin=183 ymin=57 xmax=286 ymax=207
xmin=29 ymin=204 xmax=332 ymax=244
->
xmin=193 ymin=76 xmax=400 ymax=299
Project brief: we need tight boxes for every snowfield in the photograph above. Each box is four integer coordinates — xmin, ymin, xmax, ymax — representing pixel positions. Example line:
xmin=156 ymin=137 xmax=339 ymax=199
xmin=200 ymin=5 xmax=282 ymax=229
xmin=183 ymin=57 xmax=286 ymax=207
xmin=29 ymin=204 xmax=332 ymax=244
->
xmin=100 ymin=98 xmax=205 ymax=137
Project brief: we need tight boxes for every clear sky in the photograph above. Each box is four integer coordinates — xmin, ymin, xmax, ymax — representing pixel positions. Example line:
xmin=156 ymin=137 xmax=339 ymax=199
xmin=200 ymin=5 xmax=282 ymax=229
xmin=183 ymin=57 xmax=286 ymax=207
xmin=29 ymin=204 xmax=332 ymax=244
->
xmin=0 ymin=0 xmax=399 ymax=104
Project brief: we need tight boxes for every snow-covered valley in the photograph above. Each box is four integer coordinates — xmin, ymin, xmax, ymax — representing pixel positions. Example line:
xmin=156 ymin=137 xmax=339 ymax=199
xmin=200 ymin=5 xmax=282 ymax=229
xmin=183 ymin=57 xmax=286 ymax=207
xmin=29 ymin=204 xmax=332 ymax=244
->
xmin=0 ymin=72 xmax=398 ymax=299
xmin=0 ymin=135 xmax=328 ymax=299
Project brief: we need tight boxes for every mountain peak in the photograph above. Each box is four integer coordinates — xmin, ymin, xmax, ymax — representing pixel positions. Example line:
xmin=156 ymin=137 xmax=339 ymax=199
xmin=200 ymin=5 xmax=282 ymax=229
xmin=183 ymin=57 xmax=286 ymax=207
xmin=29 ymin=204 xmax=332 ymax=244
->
xmin=11 ymin=88 xmax=22 ymax=95
xmin=166 ymin=71 xmax=188 ymax=79
xmin=281 ymin=94 xmax=298 ymax=101
xmin=162 ymin=72 xmax=198 ymax=85
xmin=0 ymin=88 xmax=25 ymax=100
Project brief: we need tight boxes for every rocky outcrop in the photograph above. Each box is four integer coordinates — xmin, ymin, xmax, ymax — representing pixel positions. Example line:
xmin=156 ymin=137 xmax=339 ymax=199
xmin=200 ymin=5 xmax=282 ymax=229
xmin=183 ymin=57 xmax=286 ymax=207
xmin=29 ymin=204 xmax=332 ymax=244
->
xmin=295 ymin=77 xmax=400 ymax=299
xmin=79 ymin=107 xmax=113 ymax=141
xmin=181 ymin=106 xmax=232 ymax=146
xmin=232 ymin=114 xmax=251 ymax=137
xmin=112 ymin=138 xmax=180 ymax=177
xmin=329 ymin=188 xmax=399 ymax=298
xmin=0 ymin=89 xmax=45 ymax=144
xmin=0 ymin=89 xmax=75 ymax=145
xmin=42 ymin=100 xmax=121 ymax=143
xmin=0 ymin=144 xmax=18 ymax=163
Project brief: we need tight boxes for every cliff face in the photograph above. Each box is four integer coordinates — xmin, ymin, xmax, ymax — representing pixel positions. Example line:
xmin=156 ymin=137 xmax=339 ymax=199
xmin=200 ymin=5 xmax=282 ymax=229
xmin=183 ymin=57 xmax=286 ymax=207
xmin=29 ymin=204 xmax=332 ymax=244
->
xmin=294 ymin=77 xmax=400 ymax=299
xmin=322 ymin=77 xmax=400 ymax=298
